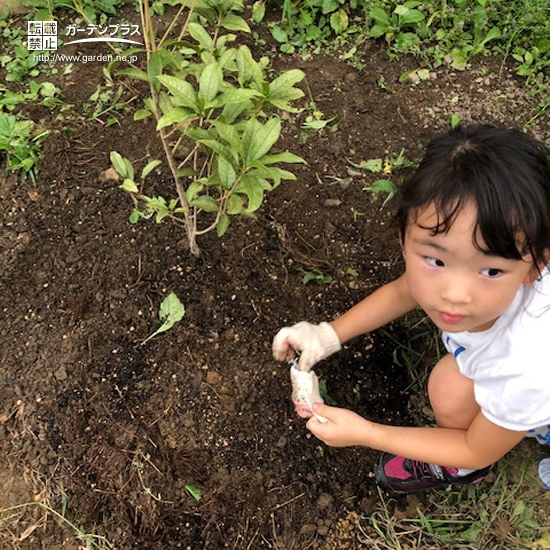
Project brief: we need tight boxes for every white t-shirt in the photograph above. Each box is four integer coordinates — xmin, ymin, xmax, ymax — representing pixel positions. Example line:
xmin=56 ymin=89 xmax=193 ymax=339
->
xmin=442 ymin=267 xmax=550 ymax=438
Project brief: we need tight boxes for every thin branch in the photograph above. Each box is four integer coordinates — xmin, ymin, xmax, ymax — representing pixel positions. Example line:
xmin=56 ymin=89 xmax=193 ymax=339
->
xmin=159 ymin=2 xmax=189 ymax=48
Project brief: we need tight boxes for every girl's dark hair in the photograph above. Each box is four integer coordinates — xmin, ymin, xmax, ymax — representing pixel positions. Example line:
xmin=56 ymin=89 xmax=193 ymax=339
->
xmin=396 ymin=124 xmax=550 ymax=265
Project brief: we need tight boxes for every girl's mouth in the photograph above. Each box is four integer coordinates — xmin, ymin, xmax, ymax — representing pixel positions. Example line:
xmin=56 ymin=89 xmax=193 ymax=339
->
xmin=438 ymin=311 xmax=466 ymax=324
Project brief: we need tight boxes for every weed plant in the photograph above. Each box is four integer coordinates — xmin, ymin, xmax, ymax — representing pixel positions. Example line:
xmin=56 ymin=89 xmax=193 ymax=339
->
xmin=260 ymin=0 xmax=550 ymax=111
xmin=0 ymin=23 xmax=41 ymax=83
xmin=22 ymin=0 xmax=123 ymax=23
xmin=0 ymin=113 xmax=50 ymax=184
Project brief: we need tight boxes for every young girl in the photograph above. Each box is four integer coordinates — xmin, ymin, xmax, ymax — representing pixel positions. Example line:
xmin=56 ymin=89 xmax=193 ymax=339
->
xmin=273 ymin=124 xmax=550 ymax=493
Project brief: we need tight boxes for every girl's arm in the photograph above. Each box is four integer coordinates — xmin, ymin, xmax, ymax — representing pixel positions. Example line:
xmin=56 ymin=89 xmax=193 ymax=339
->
xmin=273 ymin=273 xmax=418 ymax=369
xmin=307 ymin=404 xmax=526 ymax=469
xmin=330 ymin=273 xmax=418 ymax=344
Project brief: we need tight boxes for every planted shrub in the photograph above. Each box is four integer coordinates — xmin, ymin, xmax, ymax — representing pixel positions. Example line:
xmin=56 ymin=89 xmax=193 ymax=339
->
xmin=111 ymin=0 xmax=306 ymax=256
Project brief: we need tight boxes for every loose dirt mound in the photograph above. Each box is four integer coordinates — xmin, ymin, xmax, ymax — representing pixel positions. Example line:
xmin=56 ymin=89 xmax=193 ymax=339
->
xmin=1 ymin=26 xmax=548 ymax=548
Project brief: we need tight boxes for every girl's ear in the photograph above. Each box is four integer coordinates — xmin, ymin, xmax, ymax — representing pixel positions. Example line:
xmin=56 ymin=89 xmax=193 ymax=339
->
xmin=523 ymin=252 xmax=549 ymax=285
xmin=523 ymin=267 xmax=539 ymax=285
xmin=398 ymin=228 xmax=406 ymax=257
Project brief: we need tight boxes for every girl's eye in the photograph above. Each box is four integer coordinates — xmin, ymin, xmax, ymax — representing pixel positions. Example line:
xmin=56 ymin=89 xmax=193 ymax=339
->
xmin=425 ymin=256 xmax=444 ymax=267
xmin=481 ymin=267 xmax=503 ymax=278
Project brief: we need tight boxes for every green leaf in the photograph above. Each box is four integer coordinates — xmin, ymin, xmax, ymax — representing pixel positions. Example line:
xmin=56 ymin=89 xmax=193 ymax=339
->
xmin=110 ymin=151 xmax=126 ymax=177
xmin=185 ymin=483 xmax=202 ymax=501
xmin=366 ymin=179 xmax=395 ymax=194
xmin=302 ymin=116 xmax=335 ymax=130
xmin=268 ymin=69 xmax=305 ymax=99
xmin=217 ymin=155 xmax=237 ymax=189
xmin=186 ymin=181 xmax=205 ymax=202
xmin=220 ymin=14 xmax=250 ymax=33
xmin=247 ymin=164 xmax=279 ymax=185
xmin=370 ymin=23 xmax=390 ymax=38
xmin=199 ymin=139 xmax=238 ymax=166
xmin=177 ymin=167 xmax=197 ymax=178
xmin=184 ymin=127 xmax=214 ymax=143
xmin=199 ymin=62 xmax=223 ymax=103
xmin=480 ymin=26 xmax=502 ymax=46
xmin=159 ymin=292 xmax=185 ymax=323
xmin=110 ymin=151 xmax=134 ymax=180
xmin=120 ymin=178 xmax=139 ymax=193
xmin=218 ymin=47 xmax=238 ymax=71
xmin=364 ymin=179 xmax=396 ymax=206
xmin=251 ymin=1 xmax=265 ymax=24
xmin=352 ymin=158 xmax=383 ymax=172
xmin=449 ymin=50 xmax=467 ymax=70
xmin=147 ymin=50 xmax=163 ymax=93
xmin=141 ymin=160 xmax=162 ymax=180
xmin=266 ymin=93 xmax=304 ymax=112
xmin=242 ymin=118 xmax=281 ymax=165
xmin=226 ymin=194 xmax=244 ymax=214
xmin=265 ymin=166 xmax=296 ymax=185
xmin=211 ymin=121 xmax=241 ymax=150
xmin=217 ymin=213 xmax=230 ymax=236
xmin=235 ymin=45 xmax=264 ymax=87
xmin=322 ymin=0 xmax=339 ymax=14
xmin=142 ymin=292 xmax=185 ymax=344
xmin=188 ymin=22 xmax=213 ymax=50
xmin=220 ymin=98 xmax=253 ymax=124
xmin=157 ymin=76 xmax=201 ymax=112
xmin=330 ymin=9 xmax=349 ymax=34
xmin=134 ymin=108 xmax=152 ymax=121
xmin=214 ymin=87 xmax=262 ymax=107
xmin=260 ymin=152 xmax=306 ymax=165
xmin=129 ymin=210 xmax=141 ymax=224
xmin=239 ymin=175 xmax=264 ymax=213
xmin=142 ymin=195 xmax=172 ymax=223
xmin=370 ymin=7 xmax=390 ymax=25
xmin=394 ymin=5 xmax=425 ymax=25
xmin=38 ymin=82 xmax=58 ymax=97
xmin=118 ymin=66 xmax=149 ymax=82
xmin=156 ymin=107 xmax=195 ymax=130
xmin=191 ymin=195 xmax=219 ymax=212
xmin=271 ymin=25 xmax=288 ymax=43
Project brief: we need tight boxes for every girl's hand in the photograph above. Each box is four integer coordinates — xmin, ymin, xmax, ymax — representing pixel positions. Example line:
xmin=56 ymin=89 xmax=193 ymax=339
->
xmin=306 ymin=403 xmax=374 ymax=447
xmin=272 ymin=321 xmax=341 ymax=370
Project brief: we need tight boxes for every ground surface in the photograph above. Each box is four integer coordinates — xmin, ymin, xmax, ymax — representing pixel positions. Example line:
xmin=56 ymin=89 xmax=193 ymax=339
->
xmin=1 ymin=10 xmax=549 ymax=550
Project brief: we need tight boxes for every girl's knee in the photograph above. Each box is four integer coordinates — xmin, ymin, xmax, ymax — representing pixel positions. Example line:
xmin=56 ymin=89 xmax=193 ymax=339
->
xmin=428 ymin=355 xmax=478 ymax=429
xmin=428 ymin=355 xmax=460 ymax=401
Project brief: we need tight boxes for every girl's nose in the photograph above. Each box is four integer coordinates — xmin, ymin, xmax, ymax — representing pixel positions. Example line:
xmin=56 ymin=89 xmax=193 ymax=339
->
xmin=440 ymin=276 xmax=472 ymax=305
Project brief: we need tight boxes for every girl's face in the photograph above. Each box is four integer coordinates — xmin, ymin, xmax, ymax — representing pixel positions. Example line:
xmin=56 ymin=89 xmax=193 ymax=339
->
xmin=402 ymin=202 xmax=539 ymax=333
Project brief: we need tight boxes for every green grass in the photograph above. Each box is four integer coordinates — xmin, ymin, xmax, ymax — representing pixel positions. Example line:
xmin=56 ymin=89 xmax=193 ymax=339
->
xmin=359 ymin=444 xmax=550 ymax=549
xmin=0 ymin=480 xmax=115 ymax=550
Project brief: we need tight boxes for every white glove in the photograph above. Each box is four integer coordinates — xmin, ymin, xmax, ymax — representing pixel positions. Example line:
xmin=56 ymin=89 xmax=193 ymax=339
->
xmin=272 ymin=321 xmax=341 ymax=371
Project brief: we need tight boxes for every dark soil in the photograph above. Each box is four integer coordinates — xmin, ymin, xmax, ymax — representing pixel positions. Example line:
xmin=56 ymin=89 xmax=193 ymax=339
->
xmin=1 ymin=11 xmax=549 ymax=550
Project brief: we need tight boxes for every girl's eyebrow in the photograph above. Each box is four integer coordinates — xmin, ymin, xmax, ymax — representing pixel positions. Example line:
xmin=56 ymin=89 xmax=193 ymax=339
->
xmin=412 ymin=238 xmax=449 ymax=252
xmin=413 ymin=236 xmax=504 ymax=259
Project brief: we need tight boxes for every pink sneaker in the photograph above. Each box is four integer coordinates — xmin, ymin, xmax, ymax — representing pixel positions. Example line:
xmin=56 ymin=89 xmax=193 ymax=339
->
xmin=375 ymin=452 xmax=492 ymax=494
